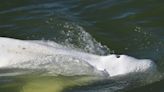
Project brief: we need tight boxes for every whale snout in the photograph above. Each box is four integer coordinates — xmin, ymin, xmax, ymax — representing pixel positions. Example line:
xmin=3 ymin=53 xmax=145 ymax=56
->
xmin=120 ymin=55 xmax=156 ymax=72
xmin=100 ymin=54 xmax=157 ymax=77
xmin=140 ymin=59 xmax=157 ymax=73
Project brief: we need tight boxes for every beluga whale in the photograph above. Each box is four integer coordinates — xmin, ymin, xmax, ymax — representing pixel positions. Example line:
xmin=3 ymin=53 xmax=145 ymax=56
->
xmin=0 ymin=37 xmax=156 ymax=77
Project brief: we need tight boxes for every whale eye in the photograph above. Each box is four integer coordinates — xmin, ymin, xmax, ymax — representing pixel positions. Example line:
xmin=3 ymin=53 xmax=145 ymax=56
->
xmin=116 ymin=55 xmax=120 ymax=58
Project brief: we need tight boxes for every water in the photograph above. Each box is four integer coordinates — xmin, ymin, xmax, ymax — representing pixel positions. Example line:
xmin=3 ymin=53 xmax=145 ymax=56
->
xmin=0 ymin=0 xmax=164 ymax=92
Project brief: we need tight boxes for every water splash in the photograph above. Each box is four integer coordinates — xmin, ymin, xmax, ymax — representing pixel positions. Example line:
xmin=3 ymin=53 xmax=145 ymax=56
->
xmin=45 ymin=18 xmax=110 ymax=55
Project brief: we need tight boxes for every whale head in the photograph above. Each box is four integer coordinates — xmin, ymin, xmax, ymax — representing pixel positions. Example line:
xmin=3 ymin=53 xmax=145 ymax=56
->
xmin=99 ymin=54 xmax=156 ymax=77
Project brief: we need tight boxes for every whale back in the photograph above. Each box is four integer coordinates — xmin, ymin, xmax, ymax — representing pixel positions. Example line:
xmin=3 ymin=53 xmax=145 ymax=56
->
xmin=0 ymin=37 xmax=108 ymax=76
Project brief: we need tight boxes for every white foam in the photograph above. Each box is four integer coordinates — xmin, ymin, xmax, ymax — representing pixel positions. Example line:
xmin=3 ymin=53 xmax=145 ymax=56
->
xmin=0 ymin=37 xmax=156 ymax=77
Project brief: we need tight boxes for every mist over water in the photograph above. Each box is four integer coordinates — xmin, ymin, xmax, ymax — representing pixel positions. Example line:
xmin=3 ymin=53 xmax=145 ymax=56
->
xmin=0 ymin=0 xmax=164 ymax=92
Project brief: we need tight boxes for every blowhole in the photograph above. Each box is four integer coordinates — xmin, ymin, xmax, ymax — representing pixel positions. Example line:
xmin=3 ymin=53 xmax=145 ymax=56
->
xmin=22 ymin=47 xmax=26 ymax=50
xmin=116 ymin=55 xmax=120 ymax=58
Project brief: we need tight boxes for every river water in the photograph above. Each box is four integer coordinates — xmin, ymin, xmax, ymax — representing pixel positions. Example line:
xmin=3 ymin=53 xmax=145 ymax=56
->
xmin=0 ymin=0 xmax=164 ymax=92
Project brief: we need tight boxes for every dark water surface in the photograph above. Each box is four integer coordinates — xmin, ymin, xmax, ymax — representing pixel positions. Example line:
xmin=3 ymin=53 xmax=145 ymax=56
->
xmin=0 ymin=0 xmax=164 ymax=92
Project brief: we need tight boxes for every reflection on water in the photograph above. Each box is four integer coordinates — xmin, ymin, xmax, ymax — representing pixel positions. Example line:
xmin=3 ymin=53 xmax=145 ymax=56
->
xmin=0 ymin=75 xmax=100 ymax=92
xmin=0 ymin=72 xmax=161 ymax=92
xmin=21 ymin=76 xmax=91 ymax=92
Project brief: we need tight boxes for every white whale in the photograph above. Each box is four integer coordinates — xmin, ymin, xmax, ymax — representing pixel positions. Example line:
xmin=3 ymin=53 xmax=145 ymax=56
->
xmin=0 ymin=37 xmax=156 ymax=77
